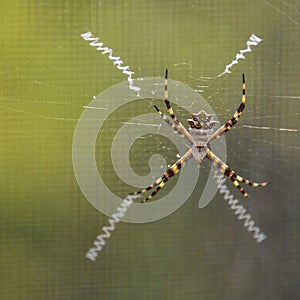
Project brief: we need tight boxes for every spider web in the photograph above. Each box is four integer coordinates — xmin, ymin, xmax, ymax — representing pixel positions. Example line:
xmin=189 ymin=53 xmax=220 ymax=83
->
xmin=1 ymin=31 xmax=299 ymax=221
xmin=1 ymin=1 xmax=300 ymax=299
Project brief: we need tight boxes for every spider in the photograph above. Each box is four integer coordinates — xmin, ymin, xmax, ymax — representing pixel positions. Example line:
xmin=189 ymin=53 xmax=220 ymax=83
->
xmin=130 ymin=70 xmax=269 ymax=203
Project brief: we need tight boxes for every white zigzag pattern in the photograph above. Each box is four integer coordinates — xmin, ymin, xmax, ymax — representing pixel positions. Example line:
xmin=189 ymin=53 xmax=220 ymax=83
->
xmin=81 ymin=31 xmax=141 ymax=96
xmin=214 ymin=171 xmax=267 ymax=243
xmin=217 ymin=34 xmax=263 ymax=77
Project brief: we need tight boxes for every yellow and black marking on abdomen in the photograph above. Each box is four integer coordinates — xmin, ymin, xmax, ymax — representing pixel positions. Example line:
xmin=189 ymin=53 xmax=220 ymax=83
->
xmin=206 ymin=149 xmax=269 ymax=197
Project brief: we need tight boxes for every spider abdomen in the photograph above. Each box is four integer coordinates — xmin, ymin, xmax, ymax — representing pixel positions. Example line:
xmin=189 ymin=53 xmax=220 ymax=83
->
xmin=189 ymin=127 xmax=213 ymax=161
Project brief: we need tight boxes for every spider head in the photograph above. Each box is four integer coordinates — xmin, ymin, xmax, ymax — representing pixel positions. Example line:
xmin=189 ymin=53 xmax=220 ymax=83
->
xmin=188 ymin=110 xmax=217 ymax=145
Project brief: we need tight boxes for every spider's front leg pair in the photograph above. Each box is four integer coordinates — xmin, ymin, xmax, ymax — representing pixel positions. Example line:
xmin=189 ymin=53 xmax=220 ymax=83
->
xmin=130 ymin=71 xmax=269 ymax=203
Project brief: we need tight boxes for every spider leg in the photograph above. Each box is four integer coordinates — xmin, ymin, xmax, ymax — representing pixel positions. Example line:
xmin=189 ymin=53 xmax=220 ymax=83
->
xmin=130 ymin=148 xmax=193 ymax=203
xmin=208 ymin=74 xmax=246 ymax=145
xmin=154 ymin=105 xmax=193 ymax=144
xmin=163 ymin=69 xmax=193 ymax=143
xmin=206 ymin=149 xmax=269 ymax=197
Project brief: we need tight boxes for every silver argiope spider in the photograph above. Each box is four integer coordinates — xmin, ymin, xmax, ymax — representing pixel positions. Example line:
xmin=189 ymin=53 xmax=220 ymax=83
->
xmin=131 ymin=70 xmax=269 ymax=203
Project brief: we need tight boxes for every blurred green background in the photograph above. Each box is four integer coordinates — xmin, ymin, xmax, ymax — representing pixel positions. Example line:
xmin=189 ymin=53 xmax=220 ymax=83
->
xmin=0 ymin=1 xmax=299 ymax=299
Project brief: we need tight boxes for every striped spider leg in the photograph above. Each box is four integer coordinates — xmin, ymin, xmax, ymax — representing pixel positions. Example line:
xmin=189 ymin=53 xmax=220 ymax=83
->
xmin=205 ymin=73 xmax=269 ymax=196
xmin=153 ymin=104 xmax=193 ymax=144
xmin=207 ymin=73 xmax=246 ymax=144
xmin=206 ymin=149 xmax=269 ymax=197
xmin=131 ymin=149 xmax=193 ymax=203
xmin=163 ymin=69 xmax=194 ymax=144
xmin=130 ymin=71 xmax=269 ymax=203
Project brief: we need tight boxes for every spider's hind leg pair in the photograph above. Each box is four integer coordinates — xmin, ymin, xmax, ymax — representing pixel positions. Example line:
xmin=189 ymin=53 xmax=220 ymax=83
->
xmin=130 ymin=70 xmax=269 ymax=203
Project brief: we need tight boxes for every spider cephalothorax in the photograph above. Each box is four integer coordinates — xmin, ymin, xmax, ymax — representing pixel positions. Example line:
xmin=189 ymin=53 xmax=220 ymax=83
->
xmin=131 ymin=70 xmax=269 ymax=202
